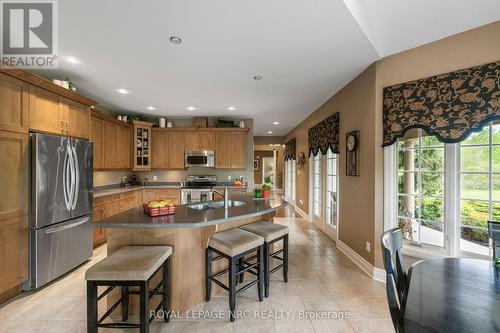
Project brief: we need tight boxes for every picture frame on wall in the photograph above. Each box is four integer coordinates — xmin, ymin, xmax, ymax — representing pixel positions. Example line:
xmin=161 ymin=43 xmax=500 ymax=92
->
xmin=253 ymin=159 xmax=259 ymax=171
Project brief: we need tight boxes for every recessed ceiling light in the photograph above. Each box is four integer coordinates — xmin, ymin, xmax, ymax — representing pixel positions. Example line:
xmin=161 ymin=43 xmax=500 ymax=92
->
xmin=147 ymin=106 xmax=156 ymax=111
xmin=187 ymin=106 xmax=196 ymax=111
xmin=253 ymin=76 xmax=263 ymax=80
xmin=169 ymin=36 xmax=182 ymax=44
xmin=267 ymin=131 xmax=273 ymax=134
xmin=273 ymin=122 xmax=280 ymax=125
xmin=117 ymin=88 xmax=130 ymax=94
xmin=227 ymin=106 xmax=236 ymax=111
xmin=62 ymin=56 xmax=81 ymax=64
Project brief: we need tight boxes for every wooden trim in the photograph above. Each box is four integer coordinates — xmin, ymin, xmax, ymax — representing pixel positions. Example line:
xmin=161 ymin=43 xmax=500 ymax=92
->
xmin=0 ymin=285 xmax=20 ymax=305
xmin=91 ymin=111 xmax=132 ymax=128
xmin=152 ymin=127 xmax=249 ymax=133
xmin=0 ymin=68 xmax=96 ymax=106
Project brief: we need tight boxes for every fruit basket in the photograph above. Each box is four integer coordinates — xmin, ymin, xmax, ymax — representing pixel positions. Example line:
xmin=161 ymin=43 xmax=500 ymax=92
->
xmin=143 ymin=200 xmax=176 ymax=217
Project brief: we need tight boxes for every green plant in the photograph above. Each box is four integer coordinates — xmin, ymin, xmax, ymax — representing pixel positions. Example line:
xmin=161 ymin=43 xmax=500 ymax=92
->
xmin=262 ymin=183 xmax=272 ymax=190
xmin=264 ymin=176 xmax=272 ymax=184
xmin=262 ymin=176 xmax=272 ymax=190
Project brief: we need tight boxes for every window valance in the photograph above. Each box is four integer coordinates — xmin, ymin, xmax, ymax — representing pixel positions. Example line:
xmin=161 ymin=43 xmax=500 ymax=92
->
xmin=308 ymin=112 xmax=339 ymax=156
xmin=284 ymin=138 xmax=296 ymax=161
xmin=382 ymin=61 xmax=500 ymax=147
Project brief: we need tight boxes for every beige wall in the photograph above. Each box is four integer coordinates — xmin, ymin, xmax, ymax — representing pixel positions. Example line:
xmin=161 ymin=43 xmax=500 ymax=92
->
xmin=284 ymin=20 xmax=500 ymax=267
xmin=285 ymin=64 xmax=377 ymax=264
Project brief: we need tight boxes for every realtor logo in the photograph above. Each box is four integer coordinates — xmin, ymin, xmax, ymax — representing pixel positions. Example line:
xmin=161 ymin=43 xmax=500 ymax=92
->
xmin=1 ymin=0 xmax=58 ymax=68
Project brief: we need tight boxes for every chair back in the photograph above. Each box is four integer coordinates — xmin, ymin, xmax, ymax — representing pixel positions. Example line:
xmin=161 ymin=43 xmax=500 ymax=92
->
xmin=488 ymin=221 xmax=500 ymax=258
xmin=381 ymin=228 xmax=408 ymax=333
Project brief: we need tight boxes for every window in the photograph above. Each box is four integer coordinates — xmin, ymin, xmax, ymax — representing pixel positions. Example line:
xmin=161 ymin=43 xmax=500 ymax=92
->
xmin=310 ymin=149 xmax=339 ymax=239
xmin=313 ymin=154 xmax=322 ymax=219
xmin=389 ymin=124 xmax=498 ymax=258
xmin=285 ymin=160 xmax=296 ymax=205
xmin=326 ymin=150 xmax=338 ymax=227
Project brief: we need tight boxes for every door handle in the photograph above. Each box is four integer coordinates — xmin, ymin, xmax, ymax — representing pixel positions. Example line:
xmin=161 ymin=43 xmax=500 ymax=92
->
xmin=45 ymin=217 xmax=89 ymax=234
xmin=71 ymin=146 xmax=80 ymax=210
xmin=65 ymin=121 xmax=69 ymax=134
xmin=63 ymin=147 xmax=71 ymax=211
xmin=60 ymin=120 xmax=64 ymax=133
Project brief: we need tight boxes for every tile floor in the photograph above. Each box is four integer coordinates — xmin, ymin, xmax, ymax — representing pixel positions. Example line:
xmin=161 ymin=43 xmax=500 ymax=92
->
xmin=0 ymin=217 xmax=394 ymax=333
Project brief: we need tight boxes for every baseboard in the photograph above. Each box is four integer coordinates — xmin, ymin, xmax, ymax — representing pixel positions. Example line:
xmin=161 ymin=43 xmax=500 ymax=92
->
xmin=294 ymin=206 xmax=311 ymax=222
xmin=336 ymin=240 xmax=386 ymax=283
xmin=372 ymin=267 xmax=386 ymax=283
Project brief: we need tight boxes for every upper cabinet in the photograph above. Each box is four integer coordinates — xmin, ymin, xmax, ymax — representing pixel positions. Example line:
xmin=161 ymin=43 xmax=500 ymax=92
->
xmin=29 ymin=86 xmax=91 ymax=139
xmin=0 ymin=73 xmax=29 ymax=134
xmin=152 ymin=130 xmax=169 ymax=169
xmin=199 ymin=132 xmax=215 ymax=150
xmin=91 ymin=112 xmax=131 ymax=170
xmin=133 ymin=120 xmax=153 ymax=171
xmin=184 ymin=132 xmax=199 ymax=152
xmin=215 ymin=131 xmax=247 ymax=169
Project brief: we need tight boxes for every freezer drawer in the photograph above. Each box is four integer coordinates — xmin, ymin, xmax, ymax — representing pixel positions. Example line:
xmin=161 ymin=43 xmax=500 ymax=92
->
xmin=28 ymin=216 xmax=92 ymax=289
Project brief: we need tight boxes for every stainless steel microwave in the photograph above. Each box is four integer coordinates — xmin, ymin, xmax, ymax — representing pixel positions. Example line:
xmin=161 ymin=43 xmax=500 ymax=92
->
xmin=185 ymin=151 xmax=215 ymax=168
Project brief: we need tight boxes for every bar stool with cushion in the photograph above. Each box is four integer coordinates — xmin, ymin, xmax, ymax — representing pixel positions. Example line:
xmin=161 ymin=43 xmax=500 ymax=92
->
xmin=239 ymin=221 xmax=289 ymax=297
xmin=85 ymin=246 xmax=172 ymax=333
xmin=205 ymin=228 xmax=264 ymax=322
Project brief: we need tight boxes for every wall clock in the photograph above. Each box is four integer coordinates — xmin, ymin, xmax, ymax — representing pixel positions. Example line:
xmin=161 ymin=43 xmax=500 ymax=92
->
xmin=346 ymin=130 xmax=359 ymax=176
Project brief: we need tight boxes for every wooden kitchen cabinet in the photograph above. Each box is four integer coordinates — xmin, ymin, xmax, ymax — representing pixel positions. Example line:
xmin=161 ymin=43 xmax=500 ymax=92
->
xmin=29 ymin=86 xmax=65 ymax=135
xmin=91 ymin=117 xmax=103 ymax=169
xmin=230 ymin=131 xmax=247 ymax=169
xmin=133 ymin=121 xmax=153 ymax=171
xmin=199 ymin=132 xmax=215 ymax=150
xmin=215 ymin=131 xmax=247 ymax=169
xmin=168 ymin=132 xmax=185 ymax=169
xmin=117 ymin=125 xmax=131 ymax=168
xmin=63 ymin=99 xmax=90 ymax=139
xmin=103 ymin=121 xmax=117 ymax=168
xmin=0 ymin=73 xmax=29 ymax=134
xmin=184 ymin=132 xmax=199 ymax=151
xmin=152 ymin=130 xmax=169 ymax=169
xmin=29 ymin=86 xmax=90 ymax=138
xmin=0 ymin=131 xmax=28 ymax=299
xmin=154 ymin=189 xmax=181 ymax=205
xmin=92 ymin=201 xmax=106 ymax=248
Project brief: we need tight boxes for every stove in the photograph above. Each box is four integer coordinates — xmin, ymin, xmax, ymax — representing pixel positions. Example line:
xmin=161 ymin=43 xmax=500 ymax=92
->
xmin=181 ymin=175 xmax=217 ymax=204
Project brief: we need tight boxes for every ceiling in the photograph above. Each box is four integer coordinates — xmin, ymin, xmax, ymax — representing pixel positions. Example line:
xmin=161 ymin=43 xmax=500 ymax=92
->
xmin=33 ymin=0 xmax=500 ymax=136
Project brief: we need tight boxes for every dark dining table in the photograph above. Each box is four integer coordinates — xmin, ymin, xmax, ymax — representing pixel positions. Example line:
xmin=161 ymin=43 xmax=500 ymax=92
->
xmin=404 ymin=257 xmax=500 ymax=332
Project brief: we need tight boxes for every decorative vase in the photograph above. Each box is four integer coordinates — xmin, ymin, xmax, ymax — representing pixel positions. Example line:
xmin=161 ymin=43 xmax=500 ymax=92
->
xmin=262 ymin=189 xmax=270 ymax=198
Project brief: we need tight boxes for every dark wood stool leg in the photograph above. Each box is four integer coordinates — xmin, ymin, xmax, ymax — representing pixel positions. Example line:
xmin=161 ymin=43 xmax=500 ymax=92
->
xmin=121 ymin=286 xmax=129 ymax=321
xmin=86 ymin=281 xmax=97 ymax=333
xmin=263 ymin=242 xmax=270 ymax=297
xmin=139 ymin=281 xmax=150 ymax=333
xmin=283 ymin=234 xmax=289 ymax=283
xmin=229 ymin=257 xmax=237 ymax=322
xmin=163 ymin=257 xmax=170 ymax=322
xmin=257 ymin=245 xmax=264 ymax=302
xmin=205 ymin=248 xmax=212 ymax=302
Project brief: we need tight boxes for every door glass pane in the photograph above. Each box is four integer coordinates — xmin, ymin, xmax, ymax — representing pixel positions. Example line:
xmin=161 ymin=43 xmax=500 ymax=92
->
xmin=460 ymin=146 xmax=489 ymax=172
xmin=461 ymin=174 xmax=489 ymax=200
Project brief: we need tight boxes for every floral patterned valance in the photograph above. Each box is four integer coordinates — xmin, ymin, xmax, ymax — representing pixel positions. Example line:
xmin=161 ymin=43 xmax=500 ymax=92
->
xmin=284 ymin=138 xmax=296 ymax=161
xmin=308 ymin=112 xmax=339 ymax=156
xmin=382 ymin=61 xmax=500 ymax=147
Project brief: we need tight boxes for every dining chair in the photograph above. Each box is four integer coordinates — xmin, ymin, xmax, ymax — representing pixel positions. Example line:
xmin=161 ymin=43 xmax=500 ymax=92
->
xmin=488 ymin=220 xmax=500 ymax=263
xmin=381 ymin=228 xmax=410 ymax=333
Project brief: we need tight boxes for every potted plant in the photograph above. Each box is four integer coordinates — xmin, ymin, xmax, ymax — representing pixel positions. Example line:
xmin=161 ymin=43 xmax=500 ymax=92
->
xmin=262 ymin=176 xmax=272 ymax=198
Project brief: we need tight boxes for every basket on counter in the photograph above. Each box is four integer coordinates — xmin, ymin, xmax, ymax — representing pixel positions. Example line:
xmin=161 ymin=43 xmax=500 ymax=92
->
xmin=143 ymin=203 xmax=176 ymax=217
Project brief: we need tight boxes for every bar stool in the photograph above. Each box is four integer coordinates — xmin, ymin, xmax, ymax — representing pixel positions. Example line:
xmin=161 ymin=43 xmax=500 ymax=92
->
xmin=240 ymin=221 xmax=289 ymax=297
xmin=85 ymin=246 xmax=172 ymax=333
xmin=205 ymin=228 xmax=265 ymax=322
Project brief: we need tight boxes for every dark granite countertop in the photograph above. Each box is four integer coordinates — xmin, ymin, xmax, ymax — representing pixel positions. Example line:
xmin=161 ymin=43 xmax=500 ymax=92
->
xmin=94 ymin=193 xmax=286 ymax=228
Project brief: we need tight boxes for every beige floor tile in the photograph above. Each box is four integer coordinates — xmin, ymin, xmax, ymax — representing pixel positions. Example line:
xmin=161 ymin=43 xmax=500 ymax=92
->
xmin=273 ymin=319 xmax=315 ymax=333
xmin=234 ymin=320 xmax=275 ymax=333
xmin=195 ymin=320 xmax=235 ymax=333
xmin=294 ymin=279 xmax=329 ymax=297
xmin=301 ymin=296 xmax=340 ymax=312
xmin=348 ymin=318 xmax=395 ymax=333
xmin=155 ymin=319 xmax=199 ymax=332
xmin=310 ymin=319 xmax=355 ymax=333
xmin=268 ymin=296 xmax=306 ymax=320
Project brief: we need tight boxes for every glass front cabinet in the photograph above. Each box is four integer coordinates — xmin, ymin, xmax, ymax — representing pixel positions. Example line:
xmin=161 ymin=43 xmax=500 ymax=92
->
xmin=133 ymin=120 xmax=154 ymax=171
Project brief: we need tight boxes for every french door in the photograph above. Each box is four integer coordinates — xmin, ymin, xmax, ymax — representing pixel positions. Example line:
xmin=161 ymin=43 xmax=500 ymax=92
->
xmin=311 ymin=150 xmax=339 ymax=240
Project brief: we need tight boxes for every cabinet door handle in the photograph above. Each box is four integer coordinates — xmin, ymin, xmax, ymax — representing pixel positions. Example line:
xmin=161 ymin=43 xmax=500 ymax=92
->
xmin=60 ymin=120 xmax=64 ymax=133
xmin=65 ymin=121 xmax=69 ymax=134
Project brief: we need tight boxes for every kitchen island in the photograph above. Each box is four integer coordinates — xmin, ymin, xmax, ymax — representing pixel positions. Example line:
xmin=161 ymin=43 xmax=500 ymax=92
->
xmin=94 ymin=193 xmax=287 ymax=314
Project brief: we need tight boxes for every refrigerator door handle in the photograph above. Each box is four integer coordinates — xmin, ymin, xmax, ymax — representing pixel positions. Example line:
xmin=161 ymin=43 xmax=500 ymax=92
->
xmin=67 ymin=143 xmax=76 ymax=212
xmin=71 ymin=146 xmax=80 ymax=210
xmin=62 ymin=147 xmax=71 ymax=211
xmin=44 ymin=217 xmax=90 ymax=234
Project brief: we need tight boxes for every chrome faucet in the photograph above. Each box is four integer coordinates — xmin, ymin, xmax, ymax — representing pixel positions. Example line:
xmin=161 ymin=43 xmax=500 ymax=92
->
xmin=212 ymin=186 xmax=229 ymax=208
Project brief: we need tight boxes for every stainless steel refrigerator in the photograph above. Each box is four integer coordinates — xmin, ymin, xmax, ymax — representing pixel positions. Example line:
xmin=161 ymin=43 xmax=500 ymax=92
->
xmin=23 ymin=133 xmax=93 ymax=290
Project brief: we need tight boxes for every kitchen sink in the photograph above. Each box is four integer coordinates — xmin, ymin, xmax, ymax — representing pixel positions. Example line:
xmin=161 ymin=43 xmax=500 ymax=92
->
xmin=188 ymin=204 xmax=216 ymax=211
xmin=208 ymin=200 xmax=246 ymax=208
xmin=188 ymin=200 xmax=247 ymax=211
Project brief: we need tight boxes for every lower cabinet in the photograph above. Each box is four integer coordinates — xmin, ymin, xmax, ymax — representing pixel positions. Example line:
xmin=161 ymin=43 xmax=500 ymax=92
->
xmin=0 ymin=217 xmax=28 ymax=299
xmin=143 ymin=188 xmax=180 ymax=205
xmin=92 ymin=202 xmax=106 ymax=248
